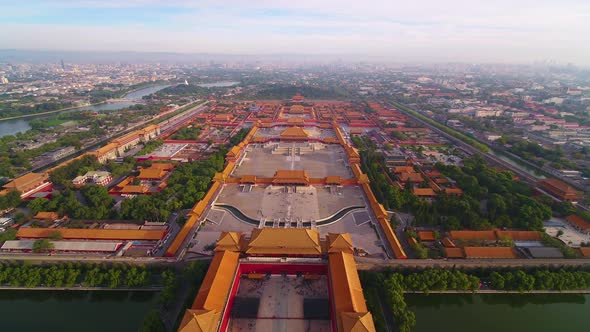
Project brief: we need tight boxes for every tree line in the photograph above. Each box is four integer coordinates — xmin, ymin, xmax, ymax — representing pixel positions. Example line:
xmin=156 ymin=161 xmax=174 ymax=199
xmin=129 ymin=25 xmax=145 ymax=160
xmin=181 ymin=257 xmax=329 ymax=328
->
xmin=0 ymin=101 xmax=74 ymax=119
xmin=170 ymin=127 xmax=202 ymax=140
xmin=391 ymin=101 xmax=489 ymax=152
xmin=490 ymin=270 xmax=590 ymax=292
xmin=136 ymin=140 xmax=164 ymax=155
xmin=140 ymin=261 xmax=209 ymax=332
xmin=432 ymin=155 xmax=552 ymax=230
xmin=352 ymin=135 xmax=419 ymax=212
xmin=0 ymin=263 xmax=172 ymax=289
xmin=0 ymin=190 xmax=21 ymax=212
xmin=352 ymin=135 xmax=552 ymax=232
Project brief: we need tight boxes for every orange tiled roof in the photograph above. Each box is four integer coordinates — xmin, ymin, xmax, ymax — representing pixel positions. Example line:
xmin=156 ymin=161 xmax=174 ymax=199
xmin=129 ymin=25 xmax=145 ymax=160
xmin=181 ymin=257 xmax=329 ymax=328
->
xmin=246 ymin=228 xmax=321 ymax=255
xmin=566 ymin=215 xmax=590 ymax=232
xmin=442 ymin=237 xmax=456 ymax=248
xmin=495 ymin=231 xmax=542 ymax=241
xmin=540 ymin=178 xmax=578 ymax=194
xmin=399 ymin=172 xmax=424 ymax=183
xmin=444 ymin=188 xmax=463 ymax=195
xmin=215 ymin=232 xmax=242 ymax=252
xmin=412 ymin=188 xmax=436 ymax=197
xmin=239 ymin=175 xmax=257 ymax=184
xmin=17 ymin=227 xmax=165 ymax=241
xmin=463 ymin=247 xmax=516 ymax=259
xmin=289 ymin=105 xmax=305 ymax=113
xmin=138 ymin=168 xmax=166 ymax=180
xmin=393 ymin=166 xmax=414 ymax=173
xmin=148 ymin=163 xmax=174 ymax=171
xmin=272 ymin=170 xmax=310 ymax=185
xmin=578 ymin=247 xmax=590 ymax=258
xmin=34 ymin=212 xmax=59 ymax=220
xmin=2 ymin=172 xmax=48 ymax=193
xmin=178 ymin=309 xmax=219 ymax=332
xmin=327 ymin=233 xmax=354 ymax=254
xmin=286 ymin=117 xmax=305 ymax=125
xmin=329 ymin=252 xmax=375 ymax=331
xmin=120 ymin=185 xmax=149 ymax=194
xmin=418 ymin=231 xmax=436 ymax=241
xmin=191 ymin=250 xmax=240 ymax=312
xmin=341 ymin=312 xmax=376 ymax=332
xmin=178 ymin=250 xmax=239 ymax=331
xmin=95 ymin=143 xmax=118 ymax=156
xmin=279 ymin=126 xmax=309 ymax=139
xmin=227 ymin=145 xmax=241 ymax=158
xmin=449 ymin=230 xmax=497 ymax=241
xmin=444 ymin=247 xmax=465 ymax=258
xmin=325 ymin=176 xmax=343 ymax=185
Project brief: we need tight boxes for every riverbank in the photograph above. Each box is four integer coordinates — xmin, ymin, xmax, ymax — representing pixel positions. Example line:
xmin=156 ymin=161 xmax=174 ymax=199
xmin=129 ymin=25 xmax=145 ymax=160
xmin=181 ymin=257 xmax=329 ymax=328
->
xmin=0 ymin=83 xmax=172 ymax=139
xmin=0 ymin=286 xmax=162 ymax=291
xmin=407 ymin=293 xmax=590 ymax=332
xmin=0 ymin=289 xmax=158 ymax=332
xmin=0 ymin=82 xmax=170 ymax=122
xmin=405 ymin=289 xmax=590 ymax=294
xmin=0 ymin=102 xmax=105 ymax=121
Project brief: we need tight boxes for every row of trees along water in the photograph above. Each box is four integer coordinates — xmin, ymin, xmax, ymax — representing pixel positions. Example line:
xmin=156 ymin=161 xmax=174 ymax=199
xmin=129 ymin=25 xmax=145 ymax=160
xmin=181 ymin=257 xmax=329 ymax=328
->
xmin=0 ymin=262 xmax=176 ymax=289
xmin=361 ymin=268 xmax=590 ymax=332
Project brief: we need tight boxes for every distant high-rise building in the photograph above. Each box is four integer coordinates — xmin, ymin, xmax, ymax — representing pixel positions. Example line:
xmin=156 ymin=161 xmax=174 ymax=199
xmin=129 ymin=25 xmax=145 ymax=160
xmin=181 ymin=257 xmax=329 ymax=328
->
xmin=0 ymin=76 xmax=8 ymax=84
xmin=60 ymin=59 xmax=65 ymax=70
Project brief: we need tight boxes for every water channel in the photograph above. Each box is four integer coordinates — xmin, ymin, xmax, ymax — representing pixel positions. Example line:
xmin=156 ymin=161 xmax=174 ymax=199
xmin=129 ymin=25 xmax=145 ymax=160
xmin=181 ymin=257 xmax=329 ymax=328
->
xmin=1 ymin=291 xmax=587 ymax=331
xmin=407 ymin=293 xmax=590 ymax=332
xmin=0 ymin=290 xmax=158 ymax=331
xmin=0 ymin=84 xmax=170 ymax=138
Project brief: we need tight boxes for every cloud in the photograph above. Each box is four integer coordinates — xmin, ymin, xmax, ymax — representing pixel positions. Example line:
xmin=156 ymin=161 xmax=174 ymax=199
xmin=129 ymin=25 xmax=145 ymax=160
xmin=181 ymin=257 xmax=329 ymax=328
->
xmin=0 ymin=0 xmax=588 ymax=65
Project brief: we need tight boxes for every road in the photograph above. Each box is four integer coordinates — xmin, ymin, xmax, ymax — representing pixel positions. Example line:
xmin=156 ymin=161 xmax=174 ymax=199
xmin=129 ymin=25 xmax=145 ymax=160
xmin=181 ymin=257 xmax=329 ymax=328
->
xmin=386 ymin=101 xmax=555 ymax=194
xmin=0 ymin=254 xmax=176 ymax=265
xmin=158 ymin=101 xmax=209 ymax=139
xmin=27 ymin=100 xmax=206 ymax=175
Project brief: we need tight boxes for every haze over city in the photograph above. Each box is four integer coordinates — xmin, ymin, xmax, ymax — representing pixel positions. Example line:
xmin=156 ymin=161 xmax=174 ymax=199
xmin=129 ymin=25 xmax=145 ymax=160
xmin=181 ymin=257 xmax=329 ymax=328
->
xmin=1 ymin=0 xmax=590 ymax=65
xmin=1 ymin=1 xmax=590 ymax=332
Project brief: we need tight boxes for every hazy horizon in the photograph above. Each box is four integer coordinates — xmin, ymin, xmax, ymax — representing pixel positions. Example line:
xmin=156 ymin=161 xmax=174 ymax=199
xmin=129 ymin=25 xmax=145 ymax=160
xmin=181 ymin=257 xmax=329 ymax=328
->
xmin=1 ymin=0 xmax=589 ymax=66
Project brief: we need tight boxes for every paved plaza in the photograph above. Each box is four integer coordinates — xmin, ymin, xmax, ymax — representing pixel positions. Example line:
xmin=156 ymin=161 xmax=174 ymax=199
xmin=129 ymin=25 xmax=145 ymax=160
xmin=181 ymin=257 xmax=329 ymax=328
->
xmin=233 ymin=143 xmax=352 ymax=178
xmin=228 ymin=275 xmax=331 ymax=332
xmin=254 ymin=127 xmax=336 ymax=140
xmin=215 ymin=185 xmax=365 ymax=221
xmin=544 ymin=218 xmax=590 ymax=247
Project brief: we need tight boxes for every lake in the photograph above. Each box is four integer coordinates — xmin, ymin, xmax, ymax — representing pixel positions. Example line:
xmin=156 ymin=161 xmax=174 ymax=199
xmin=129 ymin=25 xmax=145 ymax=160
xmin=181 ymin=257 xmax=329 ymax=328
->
xmin=0 ymin=290 xmax=158 ymax=332
xmin=407 ymin=293 xmax=590 ymax=332
xmin=0 ymin=84 xmax=170 ymax=138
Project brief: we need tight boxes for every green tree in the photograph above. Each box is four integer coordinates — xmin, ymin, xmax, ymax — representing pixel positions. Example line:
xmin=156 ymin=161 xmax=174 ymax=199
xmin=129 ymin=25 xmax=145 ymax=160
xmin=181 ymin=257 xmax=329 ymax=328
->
xmin=0 ymin=229 xmax=17 ymax=242
xmin=28 ymin=198 xmax=49 ymax=215
xmin=139 ymin=309 xmax=164 ymax=332
xmin=48 ymin=231 xmax=63 ymax=240
xmin=32 ymin=239 xmax=54 ymax=253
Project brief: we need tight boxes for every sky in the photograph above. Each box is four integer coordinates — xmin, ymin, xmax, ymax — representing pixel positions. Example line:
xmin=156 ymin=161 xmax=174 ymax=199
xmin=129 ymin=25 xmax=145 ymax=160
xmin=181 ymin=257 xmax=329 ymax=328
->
xmin=1 ymin=0 xmax=589 ymax=65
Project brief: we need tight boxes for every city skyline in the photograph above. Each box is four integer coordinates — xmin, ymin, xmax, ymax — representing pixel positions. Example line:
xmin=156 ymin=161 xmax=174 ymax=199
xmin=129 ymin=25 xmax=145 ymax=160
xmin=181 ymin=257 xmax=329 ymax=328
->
xmin=1 ymin=0 xmax=589 ymax=66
